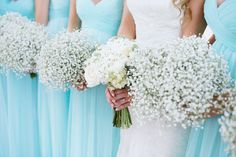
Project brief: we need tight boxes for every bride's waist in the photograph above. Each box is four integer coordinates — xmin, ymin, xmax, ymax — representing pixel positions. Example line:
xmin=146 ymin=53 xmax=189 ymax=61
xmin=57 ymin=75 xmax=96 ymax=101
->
xmin=129 ymin=109 xmax=188 ymax=130
xmin=136 ymin=29 xmax=180 ymax=48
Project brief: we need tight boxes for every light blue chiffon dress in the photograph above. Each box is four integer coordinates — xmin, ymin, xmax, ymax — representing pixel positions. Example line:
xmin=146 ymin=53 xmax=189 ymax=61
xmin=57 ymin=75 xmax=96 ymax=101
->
xmin=37 ymin=1 xmax=70 ymax=157
xmin=0 ymin=1 xmax=41 ymax=157
xmin=185 ymin=0 xmax=236 ymax=157
xmin=66 ymin=0 xmax=123 ymax=157
xmin=0 ymin=1 xmax=9 ymax=157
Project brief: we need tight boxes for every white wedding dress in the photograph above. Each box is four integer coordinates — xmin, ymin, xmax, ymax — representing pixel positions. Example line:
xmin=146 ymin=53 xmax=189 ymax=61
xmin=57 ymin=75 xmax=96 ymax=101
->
xmin=117 ymin=1 xmax=190 ymax=157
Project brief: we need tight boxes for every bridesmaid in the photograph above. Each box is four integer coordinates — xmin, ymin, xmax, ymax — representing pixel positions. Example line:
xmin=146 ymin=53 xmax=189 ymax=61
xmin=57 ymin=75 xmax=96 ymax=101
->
xmin=66 ymin=0 xmax=122 ymax=156
xmin=185 ymin=0 xmax=236 ymax=157
xmin=36 ymin=0 xmax=70 ymax=157
xmin=1 ymin=1 xmax=41 ymax=157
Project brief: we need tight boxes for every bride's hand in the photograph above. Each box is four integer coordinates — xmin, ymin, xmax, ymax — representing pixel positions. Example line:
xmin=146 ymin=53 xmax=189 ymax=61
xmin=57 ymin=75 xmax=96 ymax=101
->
xmin=106 ymin=88 xmax=132 ymax=111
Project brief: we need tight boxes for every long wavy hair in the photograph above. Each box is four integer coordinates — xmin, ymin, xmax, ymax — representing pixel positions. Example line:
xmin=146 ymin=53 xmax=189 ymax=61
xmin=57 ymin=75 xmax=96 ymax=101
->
xmin=172 ymin=0 xmax=191 ymax=20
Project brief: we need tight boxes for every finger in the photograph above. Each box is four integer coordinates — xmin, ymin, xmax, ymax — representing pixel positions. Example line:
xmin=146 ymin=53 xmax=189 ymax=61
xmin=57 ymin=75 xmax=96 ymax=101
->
xmin=108 ymin=88 xmax=115 ymax=97
xmin=114 ymin=96 xmax=132 ymax=107
xmin=77 ymin=84 xmax=86 ymax=91
xmin=116 ymin=102 xmax=131 ymax=111
xmin=109 ymin=100 xmax=116 ymax=108
xmin=106 ymin=89 xmax=115 ymax=108
xmin=114 ymin=88 xmax=128 ymax=95
xmin=114 ymin=92 xmax=129 ymax=101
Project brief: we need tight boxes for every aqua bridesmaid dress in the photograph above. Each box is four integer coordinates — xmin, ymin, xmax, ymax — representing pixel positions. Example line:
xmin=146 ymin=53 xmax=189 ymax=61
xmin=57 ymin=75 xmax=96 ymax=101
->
xmin=185 ymin=0 xmax=236 ymax=157
xmin=1 ymin=1 xmax=41 ymax=157
xmin=37 ymin=0 xmax=70 ymax=157
xmin=0 ymin=1 xmax=9 ymax=157
xmin=66 ymin=0 xmax=123 ymax=157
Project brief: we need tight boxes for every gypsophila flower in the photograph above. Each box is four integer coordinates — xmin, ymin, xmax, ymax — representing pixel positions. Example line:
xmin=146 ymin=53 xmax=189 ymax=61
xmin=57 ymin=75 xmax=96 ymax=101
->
xmin=0 ymin=12 xmax=48 ymax=75
xmin=37 ymin=30 xmax=96 ymax=91
xmin=219 ymin=89 xmax=236 ymax=157
xmin=128 ymin=36 xmax=233 ymax=127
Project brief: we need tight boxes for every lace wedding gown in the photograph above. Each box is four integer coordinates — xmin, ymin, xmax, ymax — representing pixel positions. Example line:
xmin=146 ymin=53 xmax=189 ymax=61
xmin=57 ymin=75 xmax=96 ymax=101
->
xmin=117 ymin=1 xmax=190 ymax=157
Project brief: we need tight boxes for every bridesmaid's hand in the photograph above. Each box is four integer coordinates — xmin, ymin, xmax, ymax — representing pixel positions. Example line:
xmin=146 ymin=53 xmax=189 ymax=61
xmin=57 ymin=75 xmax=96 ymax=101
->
xmin=203 ymin=93 xmax=229 ymax=118
xmin=203 ymin=107 xmax=223 ymax=118
xmin=106 ymin=88 xmax=132 ymax=111
xmin=76 ymin=82 xmax=87 ymax=91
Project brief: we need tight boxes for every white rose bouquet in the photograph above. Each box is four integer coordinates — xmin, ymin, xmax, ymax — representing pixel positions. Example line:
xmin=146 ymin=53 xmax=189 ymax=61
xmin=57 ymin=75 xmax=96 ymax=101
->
xmin=0 ymin=12 xmax=48 ymax=77
xmin=85 ymin=37 xmax=137 ymax=128
xmin=37 ymin=30 xmax=96 ymax=91
xmin=128 ymin=36 xmax=233 ymax=127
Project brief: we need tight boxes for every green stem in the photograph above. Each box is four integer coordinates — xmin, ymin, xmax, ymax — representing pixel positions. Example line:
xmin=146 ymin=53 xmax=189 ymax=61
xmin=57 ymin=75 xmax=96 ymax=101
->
xmin=30 ymin=73 xmax=37 ymax=79
xmin=113 ymin=107 xmax=132 ymax=129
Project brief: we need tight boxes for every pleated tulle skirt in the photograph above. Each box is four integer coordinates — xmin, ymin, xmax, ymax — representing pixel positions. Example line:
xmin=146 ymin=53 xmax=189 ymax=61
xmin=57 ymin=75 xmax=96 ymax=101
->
xmin=185 ymin=116 xmax=228 ymax=157
xmin=37 ymin=15 xmax=70 ymax=157
xmin=0 ymin=9 xmax=9 ymax=157
xmin=38 ymin=83 xmax=52 ymax=157
xmin=38 ymin=75 xmax=70 ymax=157
xmin=0 ymin=73 xmax=9 ymax=157
xmin=38 ymin=84 xmax=70 ymax=157
xmin=48 ymin=89 xmax=70 ymax=157
xmin=185 ymin=40 xmax=235 ymax=157
xmin=67 ymin=85 xmax=120 ymax=157
xmin=6 ymin=71 xmax=40 ymax=157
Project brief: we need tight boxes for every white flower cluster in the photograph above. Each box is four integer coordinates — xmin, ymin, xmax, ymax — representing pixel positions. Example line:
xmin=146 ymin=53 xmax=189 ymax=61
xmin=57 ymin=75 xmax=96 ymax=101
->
xmin=219 ymin=89 xmax=236 ymax=157
xmin=128 ymin=36 xmax=232 ymax=127
xmin=85 ymin=37 xmax=136 ymax=89
xmin=37 ymin=30 xmax=96 ymax=90
xmin=0 ymin=12 xmax=47 ymax=75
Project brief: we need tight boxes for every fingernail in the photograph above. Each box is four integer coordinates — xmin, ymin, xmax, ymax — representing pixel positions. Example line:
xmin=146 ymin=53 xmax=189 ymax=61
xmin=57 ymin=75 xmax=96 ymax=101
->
xmin=111 ymin=91 xmax=115 ymax=97
xmin=115 ymin=108 xmax=119 ymax=111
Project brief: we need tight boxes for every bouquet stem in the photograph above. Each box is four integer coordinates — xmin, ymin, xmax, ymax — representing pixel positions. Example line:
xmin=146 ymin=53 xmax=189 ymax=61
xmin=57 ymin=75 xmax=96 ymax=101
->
xmin=30 ymin=73 xmax=37 ymax=79
xmin=113 ymin=107 xmax=132 ymax=129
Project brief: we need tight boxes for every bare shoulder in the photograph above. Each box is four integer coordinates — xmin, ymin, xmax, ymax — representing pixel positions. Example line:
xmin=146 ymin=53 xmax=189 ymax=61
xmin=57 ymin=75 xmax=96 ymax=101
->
xmin=188 ymin=0 xmax=205 ymax=16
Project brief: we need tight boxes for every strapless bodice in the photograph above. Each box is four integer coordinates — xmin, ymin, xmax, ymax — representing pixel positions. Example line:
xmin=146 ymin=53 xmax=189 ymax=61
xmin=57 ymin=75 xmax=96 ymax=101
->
xmin=127 ymin=0 xmax=181 ymax=48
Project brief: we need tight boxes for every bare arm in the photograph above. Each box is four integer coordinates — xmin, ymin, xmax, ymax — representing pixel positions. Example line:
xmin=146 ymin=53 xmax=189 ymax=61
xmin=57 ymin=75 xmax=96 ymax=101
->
xmin=68 ymin=0 xmax=81 ymax=32
xmin=209 ymin=34 xmax=216 ymax=45
xmin=117 ymin=0 xmax=136 ymax=39
xmin=35 ymin=0 xmax=49 ymax=25
xmin=181 ymin=0 xmax=207 ymax=37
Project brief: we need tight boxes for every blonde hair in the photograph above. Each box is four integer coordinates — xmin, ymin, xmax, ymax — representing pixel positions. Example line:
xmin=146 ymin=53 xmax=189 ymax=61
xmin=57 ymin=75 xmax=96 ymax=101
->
xmin=172 ymin=0 xmax=191 ymax=20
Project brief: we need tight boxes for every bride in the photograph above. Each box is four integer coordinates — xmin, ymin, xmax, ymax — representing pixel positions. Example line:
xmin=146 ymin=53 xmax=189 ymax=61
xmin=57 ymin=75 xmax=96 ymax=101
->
xmin=106 ymin=0 xmax=207 ymax=156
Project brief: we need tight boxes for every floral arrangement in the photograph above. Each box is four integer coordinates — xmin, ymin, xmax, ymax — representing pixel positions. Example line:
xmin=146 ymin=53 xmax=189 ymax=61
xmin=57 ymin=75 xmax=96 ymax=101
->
xmin=37 ymin=30 xmax=96 ymax=91
xmin=219 ymin=89 xmax=236 ymax=157
xmin=127 ymin=36 xmax=233 ymax=127
xmin=0 ymin=12 xmax=47 ymax=77
xmin=85 ymin=37 xmax=137 ymax=128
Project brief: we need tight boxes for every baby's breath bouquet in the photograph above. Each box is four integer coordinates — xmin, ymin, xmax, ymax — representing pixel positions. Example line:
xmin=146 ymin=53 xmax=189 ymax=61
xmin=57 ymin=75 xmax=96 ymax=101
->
xmin=37 ymin=30 xmax=96 ymax=91
xmin=0 ymin=12 xmax=47 ymax=77
xmin=128 ymin=36 xmax=233 ymax=127
xmin=219 ymin=89 xmax=236 ymax=157
xmin=84 ymin=37 xmax=137 ymax=128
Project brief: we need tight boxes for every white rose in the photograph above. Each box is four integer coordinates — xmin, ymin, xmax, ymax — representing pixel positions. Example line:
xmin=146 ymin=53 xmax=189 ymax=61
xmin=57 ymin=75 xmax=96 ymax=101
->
xmin=84 ymin=64 xmax=101 ymax=88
